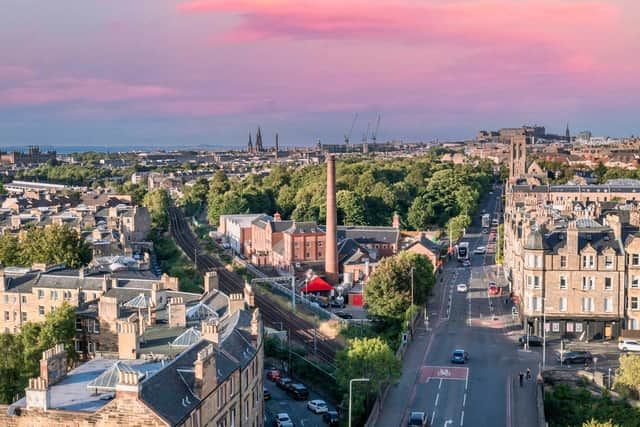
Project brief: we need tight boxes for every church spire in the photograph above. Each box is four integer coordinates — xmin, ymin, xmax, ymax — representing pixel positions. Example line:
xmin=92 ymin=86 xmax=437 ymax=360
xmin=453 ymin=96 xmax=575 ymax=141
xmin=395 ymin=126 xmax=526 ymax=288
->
xmin=256 ymin=127 xmax=263 ymax=152
xmin=247 ymin=132 xmax=253 ymax=153
xmin=565 ymin=123 xmax=570 ymax=143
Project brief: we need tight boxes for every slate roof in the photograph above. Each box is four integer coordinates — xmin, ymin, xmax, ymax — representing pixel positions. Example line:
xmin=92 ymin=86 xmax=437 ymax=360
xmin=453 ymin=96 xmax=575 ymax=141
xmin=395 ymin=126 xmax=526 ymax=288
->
xmin=285 ymin=221 xmax=323 ymax=234
xmin=338 ymin=238 xmax=374 ymax=264
xmin=336 ymin=226 xmax=399 ymax=245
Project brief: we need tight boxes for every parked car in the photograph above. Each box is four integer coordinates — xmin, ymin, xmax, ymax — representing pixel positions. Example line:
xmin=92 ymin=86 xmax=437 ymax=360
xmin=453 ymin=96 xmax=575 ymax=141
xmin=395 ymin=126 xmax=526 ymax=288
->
xmin=264 ymin=387 xmax=271 ymax=400
xmin=275 ymin=413 xmax=294 ymax=427
xmin=518 ymin=335 xmax=543 ymax=347
xmin=456 ymin=283 xmax=468 ymax=293
xmin=559 ymin=351 xmax=593 ymax=365
xmin=267 ymin=369 xmax=281 ymax=381
xmin=323 ymin=411 xmax=339 ymax=426
xmin=451 ymin=349 xmax=469 ymax=364
xmin=330 ymin=298 xmax=345 ymax=308
xmin=335 ymin=311 xmax=353 ymax=319
xmin=408 ymin=411 xmax=429 ymax=426
xmin=276 ymin=377 xmax=293 ymax=390
xmin=462 ymin=260 xmax=471 ymax=267
xmin=307 ymin=399 xmax=329 ymax=414
xmin=619 ymin=339 xmax=640 ymax=352
xmin=474 ymin=246 xmax=486 ymax=255
xmin=287 ymin=383 xmax=309 ymax=400
xmin=488 ymin=284 xmax=499 ymax=295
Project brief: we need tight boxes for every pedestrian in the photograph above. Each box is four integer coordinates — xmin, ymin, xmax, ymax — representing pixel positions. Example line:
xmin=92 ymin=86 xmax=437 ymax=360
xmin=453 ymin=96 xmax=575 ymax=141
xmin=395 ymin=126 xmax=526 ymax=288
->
xmin=526 ymin=368 xmax=531 ymax=380
xmin=519 ymin=371 xmax=524 ymax=387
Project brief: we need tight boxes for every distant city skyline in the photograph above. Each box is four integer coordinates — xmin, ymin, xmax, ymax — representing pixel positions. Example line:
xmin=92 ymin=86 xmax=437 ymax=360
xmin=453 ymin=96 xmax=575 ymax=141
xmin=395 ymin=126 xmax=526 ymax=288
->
xmin=1 ymin=0 xmax=639 ymax=148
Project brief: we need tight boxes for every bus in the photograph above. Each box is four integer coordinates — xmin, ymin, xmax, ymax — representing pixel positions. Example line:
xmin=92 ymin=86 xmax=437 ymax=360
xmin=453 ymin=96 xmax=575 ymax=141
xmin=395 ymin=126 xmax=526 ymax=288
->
xmin=456 ymin=242 xmax=469 ymax=261
xmin=482 ymin=214 xmax=491 ymax=229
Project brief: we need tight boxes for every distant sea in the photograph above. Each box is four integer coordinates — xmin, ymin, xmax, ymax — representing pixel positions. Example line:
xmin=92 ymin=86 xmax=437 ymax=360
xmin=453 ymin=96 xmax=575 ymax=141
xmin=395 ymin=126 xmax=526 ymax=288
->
xmin=4 ymin=144 xmax=247 ymax=154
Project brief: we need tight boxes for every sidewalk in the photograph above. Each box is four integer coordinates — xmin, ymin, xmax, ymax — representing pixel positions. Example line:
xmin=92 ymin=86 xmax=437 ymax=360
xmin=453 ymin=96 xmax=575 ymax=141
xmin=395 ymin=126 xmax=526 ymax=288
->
xmin=510 ymin=374 xmax=542 ymax=427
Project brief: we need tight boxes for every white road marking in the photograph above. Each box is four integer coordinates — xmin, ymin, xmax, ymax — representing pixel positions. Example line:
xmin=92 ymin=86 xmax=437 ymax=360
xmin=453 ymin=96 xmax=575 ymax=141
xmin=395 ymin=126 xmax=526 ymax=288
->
xmin=435 ymin=393 xmax=440 ymax=406
xmin=463 ymin=392 xmax=466 ymax=407
xmin=444 ymin=420 xmax=453 ymax=427
xmin=439 ymin=379 xmax=443 ymax=389
xmin=460 ymin=411 xmax=465 ymax=426
xmin=432 ymin=410 xmax=437 ymax=423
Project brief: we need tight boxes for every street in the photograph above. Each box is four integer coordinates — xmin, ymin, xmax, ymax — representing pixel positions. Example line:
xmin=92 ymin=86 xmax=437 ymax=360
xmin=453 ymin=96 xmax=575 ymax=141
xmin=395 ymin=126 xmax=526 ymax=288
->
xmin=376 ymin=187 xmax=541 ymax=427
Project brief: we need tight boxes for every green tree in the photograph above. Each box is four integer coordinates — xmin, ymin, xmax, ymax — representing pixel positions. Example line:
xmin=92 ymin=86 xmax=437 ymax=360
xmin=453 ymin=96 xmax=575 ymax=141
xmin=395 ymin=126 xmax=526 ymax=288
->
xmin=615 ymin=354 xmax=640 ymax=397
xmin=335 ymin=337 xmax=401 ymax=425
xmin=208 ymin=170 xmax=230 ymax=197
xmin=143 ymin=188 xmax=170 ymax=230
xmin=364 ymin=253 xmax=435 ymax=321
xmin=337 ymin=190 xmax=366 ymax=225
xmin=18 ymin=225 xmax=91 ymax=268
xmin=407 ymin=196 xmax=431 ymax=230
xmin=0 ymin=233 xmax=20 ymax=266
xmin=446 ymin=214 xmax=471 ymax=243
xmin=583 ymin=419 xmax=619 ymax=427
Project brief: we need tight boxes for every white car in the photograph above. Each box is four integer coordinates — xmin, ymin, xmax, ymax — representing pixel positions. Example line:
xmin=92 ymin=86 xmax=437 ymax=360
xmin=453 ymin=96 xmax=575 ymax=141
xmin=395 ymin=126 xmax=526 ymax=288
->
xmin=307 ymin=399 xmax=329 ymax=414
xmin=276 ymin=413 xmax=294 ymax=427
xmin=618 ymin=339 xmax=640 ymax=352
xmin=474 ymin=246 xmax=486 ymax=255
xmin=456 ymin=283 xmax=468 ymax=293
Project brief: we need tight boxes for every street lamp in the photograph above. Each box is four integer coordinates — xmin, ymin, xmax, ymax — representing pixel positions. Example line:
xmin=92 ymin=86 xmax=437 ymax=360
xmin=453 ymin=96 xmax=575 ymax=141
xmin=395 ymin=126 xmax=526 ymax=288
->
xmin=349 ymin=378 xmax=370 ymax=427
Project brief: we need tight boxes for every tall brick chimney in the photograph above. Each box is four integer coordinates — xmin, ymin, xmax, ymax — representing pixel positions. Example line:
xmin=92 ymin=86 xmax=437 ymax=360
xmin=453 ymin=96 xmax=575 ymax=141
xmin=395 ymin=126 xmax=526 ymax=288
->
xmin=325 ymin=154 xmax=338 ymax=284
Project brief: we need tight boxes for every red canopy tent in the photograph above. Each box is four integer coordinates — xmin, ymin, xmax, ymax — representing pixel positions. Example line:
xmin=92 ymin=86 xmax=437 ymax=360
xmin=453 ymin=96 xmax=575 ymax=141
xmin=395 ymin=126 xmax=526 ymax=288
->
xmin=301 ymin=277 xmax=333 ymax=293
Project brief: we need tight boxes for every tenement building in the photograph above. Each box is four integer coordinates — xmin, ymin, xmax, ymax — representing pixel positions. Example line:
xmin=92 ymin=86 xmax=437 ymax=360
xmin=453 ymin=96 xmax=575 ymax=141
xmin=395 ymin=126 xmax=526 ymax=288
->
xmin=0 ymin=267 xmax=264 ymax=427
xmin=503 ymin=135 xmax=640 ymax=340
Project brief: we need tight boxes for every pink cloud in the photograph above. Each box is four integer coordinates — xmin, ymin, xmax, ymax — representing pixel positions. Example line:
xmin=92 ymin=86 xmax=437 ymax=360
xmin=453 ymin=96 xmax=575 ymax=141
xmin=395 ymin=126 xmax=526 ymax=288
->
xmin=0 ymin=66 xmax=36 ymax=81
xmin=0 ymin=77 xmax=177 ymax=106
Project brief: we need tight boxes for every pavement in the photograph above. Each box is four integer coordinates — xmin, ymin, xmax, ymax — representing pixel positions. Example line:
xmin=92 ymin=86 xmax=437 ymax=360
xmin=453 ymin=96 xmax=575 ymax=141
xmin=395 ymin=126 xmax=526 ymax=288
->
xmin=375 ymin=186 xmax=542 ymax=427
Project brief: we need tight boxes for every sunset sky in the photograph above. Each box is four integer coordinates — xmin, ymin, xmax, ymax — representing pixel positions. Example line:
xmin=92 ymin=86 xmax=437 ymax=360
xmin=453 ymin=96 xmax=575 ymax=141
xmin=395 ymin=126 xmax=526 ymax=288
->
xmin=1 ymin=0 xmax=639 ymax=148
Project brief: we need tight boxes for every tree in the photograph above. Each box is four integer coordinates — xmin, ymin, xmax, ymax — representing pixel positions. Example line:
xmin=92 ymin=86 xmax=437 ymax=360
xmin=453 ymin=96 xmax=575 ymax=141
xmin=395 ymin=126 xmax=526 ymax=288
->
xmin=208 ymin=170 xmax=230 ymax=197
xmin=615 ymin=354 xmax=640 ymax=397
xmin=18 ymin=225 xmax=91 ymax=268
xmin=364 ymin=253 xmax=435 ymax=321
xmin=143 ymin=188 xmax=170 ymax=230
xmin=335 ymin=337 xmax=401 ymax=425
xmin=337 ymin=190 xmax=366 ymax=226
xmin=407 ymin=196 xmax=431 ymax=230
xmin=446 ymin=214 xmax=471 ymax=243
xmin=583 ymin=420 xmax=619 ymax=427
xmin=0 ymin=233 xmax=20 ymax=266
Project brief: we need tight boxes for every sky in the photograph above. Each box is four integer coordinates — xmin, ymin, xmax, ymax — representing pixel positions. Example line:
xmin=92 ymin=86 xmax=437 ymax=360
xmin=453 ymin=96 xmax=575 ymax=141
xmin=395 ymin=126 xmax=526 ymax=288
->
xmin=1 ymin=0 xmax=639 ymax=149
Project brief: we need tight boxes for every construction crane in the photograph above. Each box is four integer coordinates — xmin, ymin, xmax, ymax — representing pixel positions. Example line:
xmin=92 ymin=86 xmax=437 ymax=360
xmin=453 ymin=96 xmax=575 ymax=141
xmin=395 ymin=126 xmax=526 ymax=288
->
xmin=344 ymin=113 xmax=358 ymax=144
xmin=362 ymin=122 xmax=370 ymax=143
xmin=371 ymin=114 xmax=381 ymax=144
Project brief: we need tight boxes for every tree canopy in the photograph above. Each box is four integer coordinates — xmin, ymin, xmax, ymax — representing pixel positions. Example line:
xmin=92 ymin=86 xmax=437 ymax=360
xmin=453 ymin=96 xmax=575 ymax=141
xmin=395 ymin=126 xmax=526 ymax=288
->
xmin=364 ymin=252 xmax=435 ymax=321
xmin=615 ymin=354 xmax=640 ymax=397
xmin=0 ymin=225 xmax=91 ymax=268
xmin=143 ymin=188 xmax=170 ymax=230
xmin=0 ymin=303 xmax=77 ymax=404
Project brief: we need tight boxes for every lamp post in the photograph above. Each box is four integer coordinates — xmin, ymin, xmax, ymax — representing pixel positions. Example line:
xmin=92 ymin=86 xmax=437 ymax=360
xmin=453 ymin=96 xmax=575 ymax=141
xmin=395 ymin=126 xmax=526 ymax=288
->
xmin=349 ymin=378 xmax=370 ymax=427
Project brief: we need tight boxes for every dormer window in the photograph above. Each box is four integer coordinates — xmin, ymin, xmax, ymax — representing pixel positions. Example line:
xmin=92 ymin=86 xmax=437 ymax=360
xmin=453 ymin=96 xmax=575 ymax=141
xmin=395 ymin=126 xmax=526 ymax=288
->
xmin=632 ymin=254 xmax=640 ymax=267
xmin=605 ymin=256 xmax=614 ymax=269
xmin=582 ymin=255 xmax=595 ymax=269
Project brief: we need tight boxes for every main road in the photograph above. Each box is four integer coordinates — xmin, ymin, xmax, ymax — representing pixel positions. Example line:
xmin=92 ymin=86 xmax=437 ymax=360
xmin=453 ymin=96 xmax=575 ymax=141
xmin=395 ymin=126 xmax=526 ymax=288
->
xmin=377 ymin=186 xmax=540 ymax=427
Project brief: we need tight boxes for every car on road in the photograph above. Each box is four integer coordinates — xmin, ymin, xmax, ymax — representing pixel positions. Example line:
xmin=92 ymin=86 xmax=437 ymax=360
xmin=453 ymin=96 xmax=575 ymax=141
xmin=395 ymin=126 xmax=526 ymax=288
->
xmin=559 ymin=351 xmax=593 ymax=365
xmin=456 ymin=283 xmax=468 ymax=293
xmin=276 ymin=377 xmax=293 ymax=390
xmin=335 ymin=311 xmax=353 ymax=319
xmin=474 ymin=246 xmax=486 ymax=255
xmin=408 ymin=411 xmax=429 ymax=426
xmin=323 ymin=411 xmax=339 ymax=426
xmin=275 ymin=413 xmax=294 ymax=427
xmin=267 ymin=369 xmax=281 ymax=381
xmin=330 ymin=297 xmax=345 ymax=308
xmin=307 ymin=399 xmax=329 ymax=414
xmin=518 ymin=335 xmax=543 ymax=347
xmin=287 ymin=383 xmax=309 ymax=400
xmin=482 ymin=228 xmax=489 ymax=234
xmin=264 ymin=387 xmax=271 ymax=400
xmin=462 ymin=260 xmax=471 ymax=267
xmin=488 ymin=284 xmax=499 ymax=295
xmin=619 ymin=339 xmax=640 ymax=352
xmin=451 ymin=349 xmax=469 ymax=364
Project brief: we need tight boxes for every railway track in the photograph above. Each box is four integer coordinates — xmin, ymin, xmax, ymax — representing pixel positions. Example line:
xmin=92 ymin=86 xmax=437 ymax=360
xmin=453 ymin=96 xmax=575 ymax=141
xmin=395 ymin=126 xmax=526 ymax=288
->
xmin=168 ymin=207 xmax=340 ymax=364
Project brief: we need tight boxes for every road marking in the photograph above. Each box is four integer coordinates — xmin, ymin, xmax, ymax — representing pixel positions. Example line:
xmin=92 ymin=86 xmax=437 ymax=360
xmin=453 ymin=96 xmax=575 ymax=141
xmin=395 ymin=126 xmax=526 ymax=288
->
xmin=462 ymin=392 xmax=466 ymax=407
xmin=460 ymin=410 xmax=465 ymax=426
xmin=432 ymin=410 xmax=436 ymax=423
xmin=438 ymin=379 xmax=443 ymax=390
xmin=444 ymin=420 xmax=453 ymax=427
xmin=506 ymin=377 xmax=512 ymax=427
xmin=435 ymin=393 xmax=440 ymax=406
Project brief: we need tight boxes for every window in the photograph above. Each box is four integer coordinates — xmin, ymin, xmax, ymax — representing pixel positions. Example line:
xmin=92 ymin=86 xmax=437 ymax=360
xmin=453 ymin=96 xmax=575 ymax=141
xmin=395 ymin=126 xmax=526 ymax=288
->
xmin=559 ymin=297 xmax=567 ymax=312
xmin=21 ymin=296 xmax=27 ymax=304
xmin=50 ymin=291 xmax=58 ymax=300
xmin=37 ymin=290 xmax=44 ymax=300
xmin=3 ymin=295 xmax=7 ymax=304
xmin=532 ymin=297 xmax=541 ymax=312
xmin=526 ymin=276 xmax=533 ymax=289
xmin=632 ymin=254 xmax=640 ymax=266
xmin=632 ymin=297 xmax=640 ymax=311
xmin=604 ymin=277 xmax=612 ymax=291
xmin=94 ymin=321 xmax=100 ymax=334
xmin=535 ymin=255 xmax=542 ymax=268
xmin=75 ymin=318 xmax=82 ymax=331
xmin=4 ymin=311 xmax=9 ymax=321
xmin=560 ymin=276 xmax=567 ymax=290
xmin=582 ymin=255 xmax=595 ymax=268
xmin=604 ymin=298 xmax=613 ymax=313
xmin=21 ymin=312 xmax=27 ymax=322
xmin=38 ymin=306 xmax=45 ymax=316
xmin=605 ymin=256 xmax=613 ymax=269
xmin=632 ymin=276 xmax=640 ymax=288
xmin=552 ymin=322 xmax=560 ymax=332
xmin=582 ymin=276 xmax=595 ymax=291
xmin=581 ymin=297 xmax=595 ymax=312
xmin=630 ymin=319 xmax=639 ymax=330
xmin=560 ymin=256 xmax=567 ymax=268
xmin=575 ymin=323 xmax=583 ymax=333
xmin=534 ymin=276 xmax=541 ymax=289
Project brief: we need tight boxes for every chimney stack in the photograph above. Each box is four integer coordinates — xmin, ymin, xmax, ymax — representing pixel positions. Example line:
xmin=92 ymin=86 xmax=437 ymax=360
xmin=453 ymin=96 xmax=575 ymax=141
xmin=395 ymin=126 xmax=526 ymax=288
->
xmin=40 ymin=344 xmax=67 ymax=386
xmin=204 ymin=271 xmax=218 ymax=294
xmin=194 ymin=344 xmax=217 ymax=399
xmin=26 ymin=377 xmax=50 ymax=411
xmin=117 ymin=320 xmax=139 ymax=360
xmin=392 ymin=212 xmax=400 ymax=229
xmin=325 ymin=154 xmax=338 ymax=285
xmin=168 ymin=297 xmax=186 ymax=327
xmin=201 ymin=319 xmax=220 ymax=344
xmin=273 ymin=212 xmax=281 ymax=221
